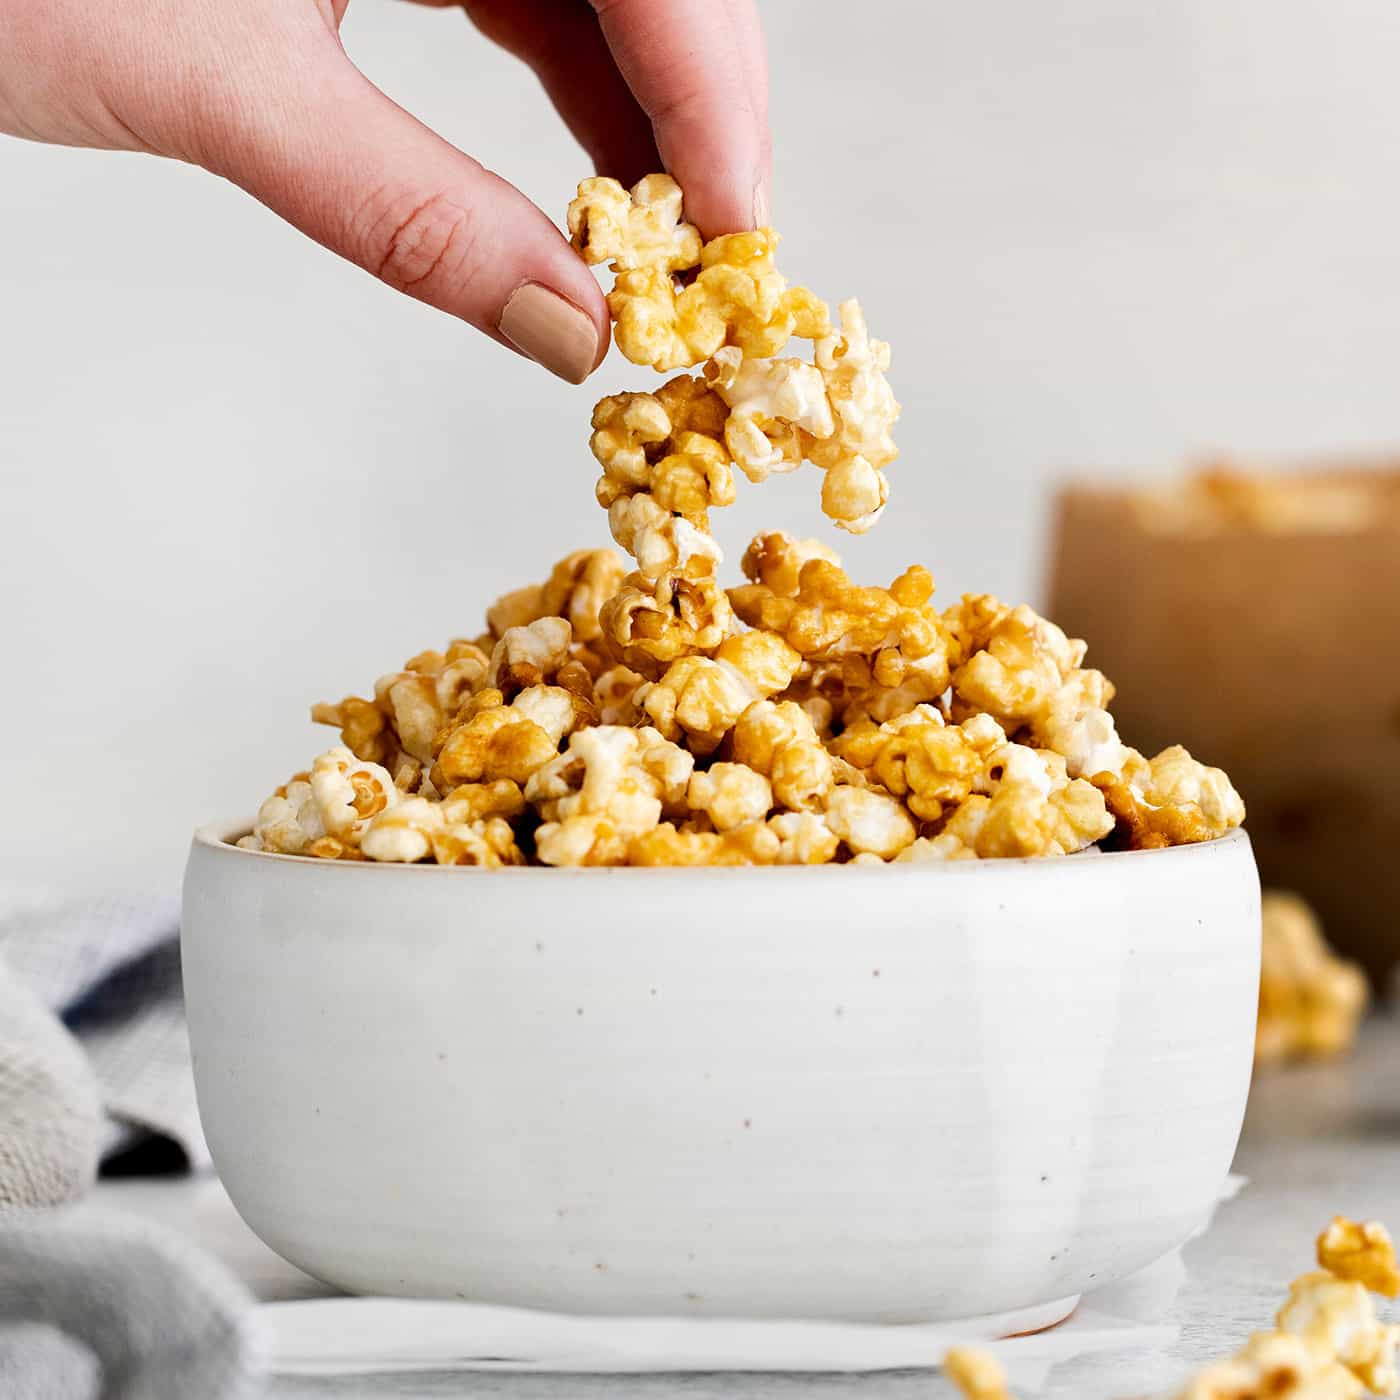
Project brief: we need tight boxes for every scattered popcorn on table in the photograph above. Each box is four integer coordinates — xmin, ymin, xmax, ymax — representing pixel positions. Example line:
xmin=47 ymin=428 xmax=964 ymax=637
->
xmin=943 ymin=1219 xmax=1400 ymax=1400
xmin=1256 ymin=892 xmax=1369 ymax=1067
xmin=241 ymin=174 xmax=1244 ymax=867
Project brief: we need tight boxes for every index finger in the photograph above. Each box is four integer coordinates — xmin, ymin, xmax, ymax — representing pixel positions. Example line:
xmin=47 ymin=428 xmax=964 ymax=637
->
xmin=589 ymin=0 xmax=768 ymax=237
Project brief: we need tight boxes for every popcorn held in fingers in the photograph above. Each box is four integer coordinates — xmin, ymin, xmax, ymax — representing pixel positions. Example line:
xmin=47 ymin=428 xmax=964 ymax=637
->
xmin=1256 ymin=892 xmax=1369 ymax=1067
xmin=241 ymin=173 xmax=1244 ymax=867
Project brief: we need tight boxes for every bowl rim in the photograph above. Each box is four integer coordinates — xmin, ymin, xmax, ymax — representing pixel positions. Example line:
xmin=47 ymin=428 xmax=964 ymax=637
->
xmin=193 ymin=818 xmax=1252 ymax=875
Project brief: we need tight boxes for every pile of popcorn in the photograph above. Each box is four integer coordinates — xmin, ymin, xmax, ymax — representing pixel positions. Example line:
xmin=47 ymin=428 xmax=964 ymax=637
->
xmin=238 ymin=175 xmax=1245 ymax=867
xmin=1256 ymin=891 xmax=1369 ymax=1068
xmin=946 ymin=1216 xmax=1400 ymax=1400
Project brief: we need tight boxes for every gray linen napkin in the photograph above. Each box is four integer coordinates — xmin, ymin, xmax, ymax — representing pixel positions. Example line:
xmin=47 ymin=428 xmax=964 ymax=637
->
xmin=0 ymin=891 xmax=206 ymax=1168
xmin=0 ymin=895 xmax=262 ymax=1397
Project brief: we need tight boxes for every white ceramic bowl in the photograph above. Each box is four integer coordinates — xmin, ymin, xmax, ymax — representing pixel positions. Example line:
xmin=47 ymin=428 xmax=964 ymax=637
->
xmin=182 ymin=822 xmax=1259 ymax=1323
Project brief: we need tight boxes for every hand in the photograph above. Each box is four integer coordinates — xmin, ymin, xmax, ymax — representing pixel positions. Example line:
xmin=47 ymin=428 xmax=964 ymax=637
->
xmin=0 ymin=0 xmax=770 ymax=382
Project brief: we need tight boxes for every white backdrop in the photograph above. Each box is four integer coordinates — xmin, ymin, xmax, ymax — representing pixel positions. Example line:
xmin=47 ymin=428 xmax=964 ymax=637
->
xmin=3 ymin=0 xmax=1399 ymax=893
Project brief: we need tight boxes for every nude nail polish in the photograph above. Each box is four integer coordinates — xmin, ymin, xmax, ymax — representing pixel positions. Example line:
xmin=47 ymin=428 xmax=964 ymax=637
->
xmin=499 ymin=283 xmax=600 ymax=384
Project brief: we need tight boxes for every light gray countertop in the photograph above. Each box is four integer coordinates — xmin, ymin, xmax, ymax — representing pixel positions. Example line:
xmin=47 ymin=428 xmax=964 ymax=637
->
xmin=93 ymin=1016 xmax=1400 ymax=1398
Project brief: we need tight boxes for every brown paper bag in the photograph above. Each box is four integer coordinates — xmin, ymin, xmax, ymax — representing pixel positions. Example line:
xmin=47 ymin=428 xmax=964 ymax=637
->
xmin=1046 ymin=464 xmax=1400 ymax=983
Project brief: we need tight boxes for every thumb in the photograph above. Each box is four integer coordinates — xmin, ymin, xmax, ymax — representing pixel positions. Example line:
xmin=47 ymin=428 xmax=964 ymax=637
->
xmin=205 ymin=51 xmax=609 ymax=383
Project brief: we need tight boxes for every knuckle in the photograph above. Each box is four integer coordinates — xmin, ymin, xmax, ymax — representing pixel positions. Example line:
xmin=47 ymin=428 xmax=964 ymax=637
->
xmin=356 ymin=187 xmax=481 ymax=294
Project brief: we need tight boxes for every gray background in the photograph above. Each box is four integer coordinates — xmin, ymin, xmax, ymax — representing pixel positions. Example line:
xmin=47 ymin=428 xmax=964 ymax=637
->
xmin=4 ymin=0 xmax=1399 ymax=893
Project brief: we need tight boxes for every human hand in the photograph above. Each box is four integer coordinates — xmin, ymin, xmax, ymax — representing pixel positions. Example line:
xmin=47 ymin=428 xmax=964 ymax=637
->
xmin=0 ymin=0 xmax=770 ymax=382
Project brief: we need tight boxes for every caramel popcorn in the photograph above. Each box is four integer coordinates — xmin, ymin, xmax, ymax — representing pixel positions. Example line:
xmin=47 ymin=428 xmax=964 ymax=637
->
xmin=944 ymin=1347 xmax=1016 ymax=1400
xmin=1166 ymin=1217 xmax=1400 ymax=1400
xmin=567 ymin=174 xmax=702 ymax=275
xmin=242 ymin=173 xmax=1242 ymax=868
xmin=1319 ymin=1220 xmax=1400 ymax=1300
xmin=1256 ymin=892 xmax=1369 ymax=1067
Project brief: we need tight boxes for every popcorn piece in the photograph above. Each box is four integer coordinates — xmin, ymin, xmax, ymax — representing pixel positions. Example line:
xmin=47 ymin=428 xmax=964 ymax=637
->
xmin=688 ymin=762 xmax=773 ymax=831
xmin=252 ymin=777 xmax=325 ymax=856
xmin=1257 ymin=894 xmax=1370 ymax=1067
xmin=1095 ymin=744 xmax=1246 ymax=850
xmin=527 ymin=726 xmax=695 ymax=866
xmin=944 ymin=1347 xmax=1017 ymax=1400
xmin=310 ymin=694 xmax=396 ymax=767
xmin=598 ymin=567 xmax=733 ymax=678
xmin=539 ymin=549 xmax=628 ymax=645
xmin=824 ymin=786 xmax=916 ymax=860
xmin=629 ymin=820 xmax=779 ymax=867
xmin=486 ymin=585 xmax=546 ymax=639
xmin=1319 ymin=1219 xmax=1400 ymax=1300
xmin=730 ymin=553 xmax=947 ymax=669
xmin=835 ymin=708 xmax=1005 ymax=823
xmin=704 ymin=347 xmax=833 ymax=483
xmin=1277 ymin=1271 xmax=1400 ymax=1393
xmin=730 ymin=700 xmax=834 ymax=812
xmin=590 ymin=392 xmax=673 ymax=500
xmin=308 ymin=747 xmax=399 ymax=844
xmin=821 ymin=454 xmax=889 ymax=533
xmin=807 ymin=299 xmax=899 ymax=471
xmin=767 ymin=811 xmax=839 ymax=865
xmin=607 ymin=493 xmax=726 ymax=581
xmin=361 ymin=796 xmax=444 ymax=863
xmin=438 ymin=779 xmax=526 ymax=825
xmin=568 ymin=173 xmax=702 ymax=274
xmin=433 ymin=687 xmax=572 ymax=789
xmin=430 ymin=817 xmax=525 ymax=868
xmin=1034 ymin=667 xmax=1131 ymax=781
xmin=950 ymin=603 xmax=1086 ymax=732
xmin=594 ymin=664 xmax=646 ymax=726
xmin=488 ymin=616 xmax=573 ymax=693
xmin=740 ymin=531 xmax=842 ymax=597
xmin=604 ymin=228 xmax=831 ymax=372
xmin=1173 ymin=1330 xmax=1364 ymax=1400
xmin=638 ymin=656 xmax=761 ymax=756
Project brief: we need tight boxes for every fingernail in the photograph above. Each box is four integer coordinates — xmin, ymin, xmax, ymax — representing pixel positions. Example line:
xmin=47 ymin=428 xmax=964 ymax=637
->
xmin=752 ymin=179 xmax=771 ymax=228
xmin=499 ymin=282 xmax=601 ymax=384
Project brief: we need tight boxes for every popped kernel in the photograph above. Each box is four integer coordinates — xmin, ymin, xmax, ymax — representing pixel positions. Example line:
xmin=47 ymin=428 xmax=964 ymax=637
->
xmin=568 ymin=173 xmax=702 ymax=274
xmin=527 ymin=725 xmax=695 ymax=866
xmin=361 ymin=796 xmax=443 ymax=863
xmin=308 ymin=746 xmax=398 ymax=842
xmin=488 ymin=617 xmax=573 ymax=693
xmin=598 ymin=567 xmax=733 ymax=678
xmin=1257 ymin=893 xmax=1369 ymax=1067
xmin=823 ymin=785 xmax=917 ymax=860
xmin=704 ymin=347 xmax=833 ymax=483
xmin=1318 ymin=1219 xmax=1400 ymax=1300
xmin=432 ymin=687 xmax=573 ymax=789
xmin=431 ymin=816 xmax=525 ymax=868
xmin=767 ymin=811 xmax=840 ymax=864
xmin=637 ymin=656 xmax=760 ymax=756
xmin=1095 ymin=745 xmax=1246 ymax=851
xmin=740 ymin=531 xmax=842 ymax=597
xmin=629 ymin=819 xmax=779 ymax=866
xmin=944 ymin=1347 xmax=1016 ymax=1400
xmin=1278 ymin=1272 xmax=1400 ymax=1393
xmin=688 ymin=762 xmax=773 ymax=831
xmin=730 ymin=700 xmax=834 ymax=812
xmin=539 ymin=549 xmax=628 ymax=645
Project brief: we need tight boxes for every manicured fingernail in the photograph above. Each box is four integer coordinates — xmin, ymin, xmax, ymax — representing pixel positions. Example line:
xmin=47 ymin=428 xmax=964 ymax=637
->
xmin=499 ymin=282 xmax=600 ymax=384
xmin=753 ymin=179 xmax=771 ymax=228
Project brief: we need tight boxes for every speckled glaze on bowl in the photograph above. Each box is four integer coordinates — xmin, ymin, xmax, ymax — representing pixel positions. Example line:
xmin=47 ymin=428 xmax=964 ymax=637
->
xmin=182 ymin=822 xmax=1259 ymax=1323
